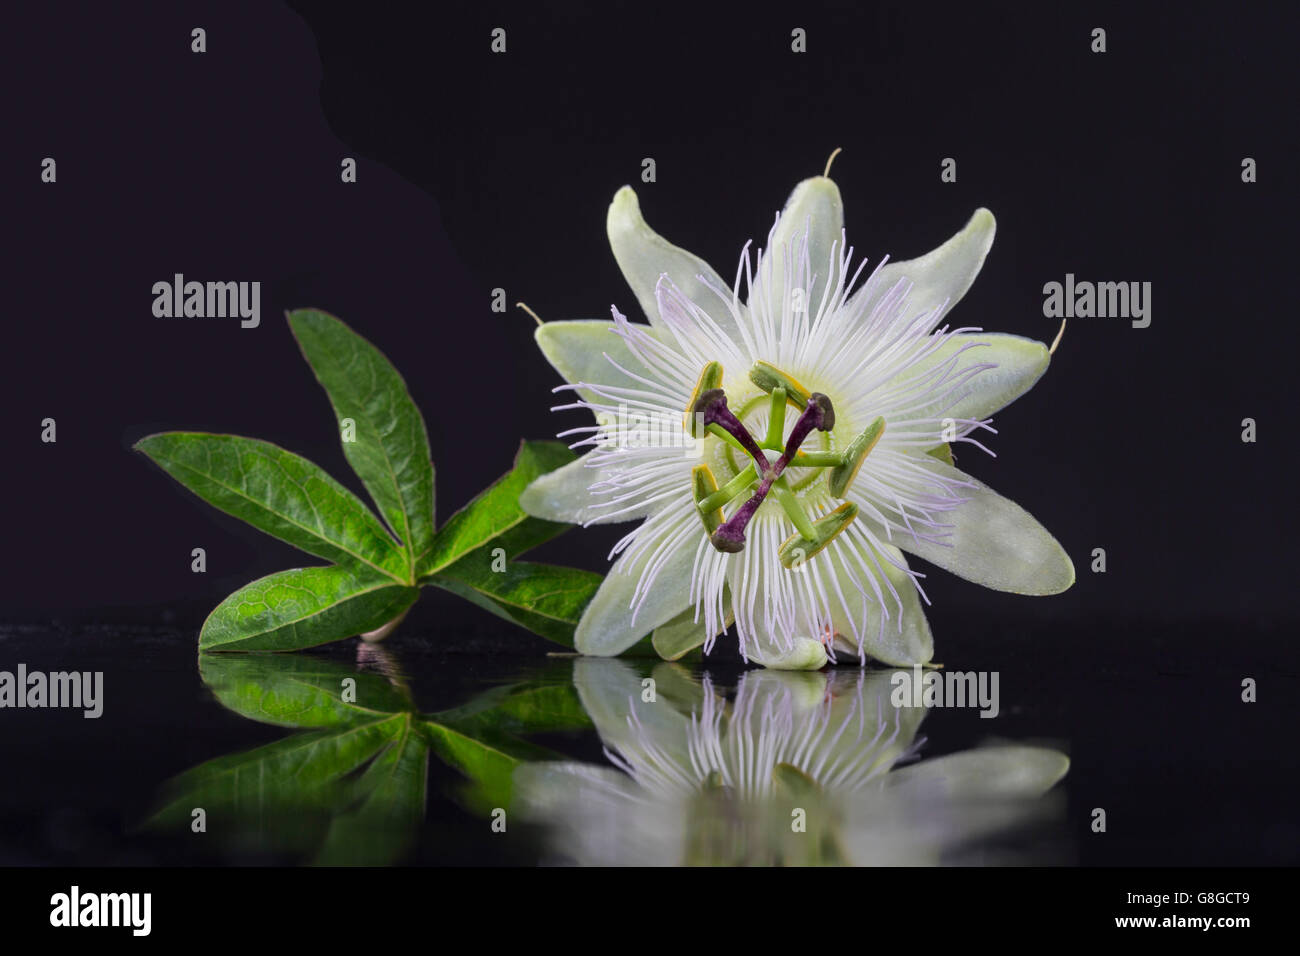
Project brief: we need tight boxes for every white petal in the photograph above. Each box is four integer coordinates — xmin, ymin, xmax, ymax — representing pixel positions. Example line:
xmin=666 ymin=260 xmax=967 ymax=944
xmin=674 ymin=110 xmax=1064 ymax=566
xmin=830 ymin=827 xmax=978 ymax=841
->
xmin=514 ymin=761 xmax=639 ymax=809
xmin=884 ymin=746 xmax=1070 ymax=799
xmin=574 ymin=525 xmax=698 ymax=655
xmin=879 ymin=458 xmax=1075 ymax=595
xmin=534 ymin=319 xmax=658 ymax=404
xmin=511 ymin=761 xmax=683 ymax=866
xmin=888 ymin=332 xmax=1051 ymax=424
xmin=825 ymin=542 xmax=934 ymax=666
xmin=571 ymin=657 xmax=691 ymax=746
xmin=520 ymin=454 xmax=652 ymax=526
xmin=739 ymin=669 xmax=928 ymax=781
xmin=606 ymin=186 xmax=742 ymax=340
xmin=848 ymin=208 xmax=995 ymax=325
xmin=762 ymin=176 xmax=844 ymax=322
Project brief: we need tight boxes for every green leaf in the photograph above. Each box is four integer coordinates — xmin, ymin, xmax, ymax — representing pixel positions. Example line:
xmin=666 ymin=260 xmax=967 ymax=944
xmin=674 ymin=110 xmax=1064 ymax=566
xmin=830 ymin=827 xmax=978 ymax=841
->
xmin=313 ymin=719 xmax=429 ymax=866
xmin=198 ymin=652 xmax=413 ymax=727
xmin=432 ymin=678 xmax=592 ymax=735
xmin=418 ymin=439 xmax=575 ymax=580
xmin=422 ymin=720 xmax=551 ymax=813
xmin=431 ymin=560 xmax=602 ymax=648
xmin=287 ymin=309 xmax=436 ymax=572
xmin=145 ymin=651 xmax=600 ymax=860
xmin=200 ymin=565 xmax=419 ymax=652
xmin=414 ymin=439 xmax=598 ymax=648
xmin=135 ymin=432 xmax=408 ymax=581
xmin=145 ymin=716 xmax=403 ymax=847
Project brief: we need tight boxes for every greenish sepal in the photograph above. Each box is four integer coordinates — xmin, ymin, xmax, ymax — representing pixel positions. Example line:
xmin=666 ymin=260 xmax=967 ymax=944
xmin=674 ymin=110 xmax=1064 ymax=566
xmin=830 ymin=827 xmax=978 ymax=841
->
xmin=828 ymin=416 xmax=885 ymax=497
xmin=926 ymin=442 xmax=955 ymax=466
xmin=748 ymin=360 xmax=811 ymax=408
xmin=778 ymin=502 xmax=859 ymax=568
xmin=772 ymin=761 xmax=820 ymax=796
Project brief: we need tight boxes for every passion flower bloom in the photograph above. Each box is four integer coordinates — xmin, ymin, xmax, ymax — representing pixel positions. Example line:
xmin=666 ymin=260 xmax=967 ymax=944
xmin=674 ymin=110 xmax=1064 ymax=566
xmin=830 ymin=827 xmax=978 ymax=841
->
xmin=522 ymin=171 xmax=1073 ymax=668
xmin=515 ymin=660 xmax=1069 ymax=866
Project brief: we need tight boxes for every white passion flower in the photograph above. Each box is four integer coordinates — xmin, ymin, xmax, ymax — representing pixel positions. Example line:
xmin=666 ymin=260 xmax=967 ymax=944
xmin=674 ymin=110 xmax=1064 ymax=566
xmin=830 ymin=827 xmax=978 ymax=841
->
xmin=522 ymin=172 xmax=1074 ymax=669
xmin=514 ymin=659 xmax=1070 ymax=866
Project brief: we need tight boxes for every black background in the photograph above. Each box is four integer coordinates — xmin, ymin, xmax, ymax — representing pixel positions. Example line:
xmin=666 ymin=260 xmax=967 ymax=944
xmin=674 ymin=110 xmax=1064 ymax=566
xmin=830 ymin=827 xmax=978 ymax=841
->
xmin=6 ymin=1 xmax=1296 ymax=630
xmin=2 ymin=1 xmax=1298 ymax=868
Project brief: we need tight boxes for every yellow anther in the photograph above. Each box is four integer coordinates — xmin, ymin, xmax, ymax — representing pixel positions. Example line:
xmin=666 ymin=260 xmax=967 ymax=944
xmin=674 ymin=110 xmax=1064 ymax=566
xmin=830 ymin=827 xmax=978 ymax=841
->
xmin=748 ymin=361 xmax=812 ymax=408
xmin=691 ymin=464 xmax=724 ymax=534
xmin=684 ymin=361 xmax=724 ymax=437
xmin=778 ymin=502 xmax=858 ymax=569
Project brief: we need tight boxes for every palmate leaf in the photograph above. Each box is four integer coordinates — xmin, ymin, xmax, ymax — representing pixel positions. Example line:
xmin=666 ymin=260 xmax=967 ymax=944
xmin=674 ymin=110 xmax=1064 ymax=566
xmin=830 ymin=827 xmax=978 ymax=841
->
xmin=433 ymin=560 xmax=601 ymax=649
xmin=138 ymin=310 xmax=603 ymax=651
xmin=418 ymin=439 xmax=600 ymax=647
xmin=417 ymin=440 xmax=575 ymax=579
xmin=200 ymin=565 xmax=419 ymax=652
xmin=146 ymin=652 xmax=419 ymax=863
xmin=134 ymin=432 xmax=409 ymax=581
xmin=147 ymin=715 xmax=429 ymax=866
xmin=288 ymin=309 xmax=436 ymax=570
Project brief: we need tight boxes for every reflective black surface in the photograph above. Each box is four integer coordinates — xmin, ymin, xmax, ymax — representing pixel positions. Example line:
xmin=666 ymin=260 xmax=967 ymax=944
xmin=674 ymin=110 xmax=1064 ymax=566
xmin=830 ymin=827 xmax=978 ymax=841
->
xmin=2 ymin=612 xmax=1292 ymax=866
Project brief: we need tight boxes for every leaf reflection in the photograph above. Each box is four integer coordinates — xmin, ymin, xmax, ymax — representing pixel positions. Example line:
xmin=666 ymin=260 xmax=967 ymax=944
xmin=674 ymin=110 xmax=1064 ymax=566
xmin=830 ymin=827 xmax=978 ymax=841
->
xmin=144 ymin=644 xmax=589 ymax=864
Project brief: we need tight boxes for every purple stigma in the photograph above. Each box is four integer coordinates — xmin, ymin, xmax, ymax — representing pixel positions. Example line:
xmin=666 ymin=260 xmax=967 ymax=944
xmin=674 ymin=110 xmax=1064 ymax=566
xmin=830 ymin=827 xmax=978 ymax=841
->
xmin=695 ymin=388 xmax=770 ymax=472
xmin=709 ymin=392 xmax=835 ymax=553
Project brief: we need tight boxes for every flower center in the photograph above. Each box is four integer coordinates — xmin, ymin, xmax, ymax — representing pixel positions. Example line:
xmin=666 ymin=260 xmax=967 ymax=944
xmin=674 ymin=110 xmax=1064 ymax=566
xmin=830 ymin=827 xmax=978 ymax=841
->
xmin=687 ymin=361 xmax=886 ymax=567
xmin=723 ymin=394 xmax=830 ymax=493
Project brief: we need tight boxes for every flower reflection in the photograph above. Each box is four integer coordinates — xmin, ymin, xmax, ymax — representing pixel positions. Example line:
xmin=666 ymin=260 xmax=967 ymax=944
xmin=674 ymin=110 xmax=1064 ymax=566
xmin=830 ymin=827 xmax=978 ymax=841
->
xmin=515 ymin=659 xmax=1069 ymax=865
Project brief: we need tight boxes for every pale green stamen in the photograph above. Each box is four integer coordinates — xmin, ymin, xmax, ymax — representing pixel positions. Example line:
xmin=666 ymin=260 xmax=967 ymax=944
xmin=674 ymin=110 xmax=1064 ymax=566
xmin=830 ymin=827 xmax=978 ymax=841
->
xmin=790 ymin=450 xmax=844 ymax=467
xmin=764 ymin=387 xmax=788 ymax=447
xmin=772 ymin=478 xmax=817 ymax=541
xmin=698 ymin=462 xmax=758 ymax=514
xmin=707 ymin=422 xmax=748 ymax=454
